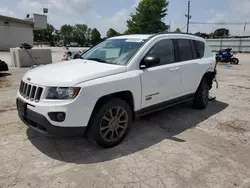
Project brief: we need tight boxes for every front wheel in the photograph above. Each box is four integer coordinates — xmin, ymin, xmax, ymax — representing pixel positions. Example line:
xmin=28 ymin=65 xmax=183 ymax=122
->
xmin=88 ymin=98 xmax=132 ymax=148
xmin=231 ymin=58 xmax=239 ymax=65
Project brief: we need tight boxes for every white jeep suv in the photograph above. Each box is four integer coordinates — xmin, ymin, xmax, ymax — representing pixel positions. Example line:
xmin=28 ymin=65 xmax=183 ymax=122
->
xmin=17 ymin=33 xmax=217 ymax=148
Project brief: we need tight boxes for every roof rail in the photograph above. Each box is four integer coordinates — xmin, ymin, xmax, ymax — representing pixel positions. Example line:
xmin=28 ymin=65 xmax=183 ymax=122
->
xmin=156 ymin=30 xmax=198 ymax=37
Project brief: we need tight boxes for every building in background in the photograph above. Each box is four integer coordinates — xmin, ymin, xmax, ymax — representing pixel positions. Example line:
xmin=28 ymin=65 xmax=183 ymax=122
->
xmin=0 ymin=14 xmax=47 ymax=51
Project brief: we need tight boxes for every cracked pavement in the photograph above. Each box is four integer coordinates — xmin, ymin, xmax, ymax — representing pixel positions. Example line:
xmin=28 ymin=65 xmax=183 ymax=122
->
xmin=0 ymin=52 xmax=250 ymax=188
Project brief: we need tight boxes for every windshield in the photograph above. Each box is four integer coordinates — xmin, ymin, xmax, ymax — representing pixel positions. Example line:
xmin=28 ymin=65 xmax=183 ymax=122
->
xmin=81 ymin=38 xmax=147 ymax=65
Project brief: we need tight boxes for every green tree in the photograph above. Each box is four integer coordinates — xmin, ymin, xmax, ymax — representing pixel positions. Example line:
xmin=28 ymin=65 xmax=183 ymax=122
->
xmin=174 ymin=28 xmax=181 ymax=33
xmin=45 ymin=24 xmax=55 ymax=41
xmin=85 ymin=28 xmax=92 ymax=45
xmin=107 ymin=28 xmax=120 ymax=38
xmin=54 ymin=29 xmax=61 ymax=42
xmin=33 ymin=24 xmax=55 ymax=42
xmin=213 ymin=28 xmax=230 ymax=38
xmin=126 ymin=0 xmax=169 ymax=34
xmin=72 ymin=24 xmax=88 ymax=46
xmin=60 ymin=24 xmax=73 ymax=45
xmin=195 ymin=32 xmax=209 ymax=38
xmin=91 ymin=28 xmax=101 ymax=45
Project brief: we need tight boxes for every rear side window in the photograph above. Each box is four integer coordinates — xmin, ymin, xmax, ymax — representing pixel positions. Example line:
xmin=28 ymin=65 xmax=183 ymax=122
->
xmin=176 ymin=39 xmax=193 ymax=61
xmin=193 ymin=40 xmax=205 ymax=58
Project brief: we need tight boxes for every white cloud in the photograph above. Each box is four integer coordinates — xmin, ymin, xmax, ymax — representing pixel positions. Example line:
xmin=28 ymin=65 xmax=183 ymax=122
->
xmin=0 ymin=7 xmax=17 ymax=17
xmin=17 ymin=0 xmax=131 ymax=36
xmin=78 ymin=9 xmax=130 ymax=36
xmin=14 ymin=0 xmax=250 ymax=37
xmin=48 ymin=0 xmax=91 ymax=14
xmin=231 ymin=0 xmax=250 ymax=20
xmin=207 ymin=0 xmax=250 ymax=36
xmin=18 ymin=0 xmax=51 ymax=14
xmin=131 ymin=0 xmax=141 ymax=9
xmin=18 ymin=0 xmax=91 ymax=14
xmin=189 ymin=0 xmax=250 ymax=36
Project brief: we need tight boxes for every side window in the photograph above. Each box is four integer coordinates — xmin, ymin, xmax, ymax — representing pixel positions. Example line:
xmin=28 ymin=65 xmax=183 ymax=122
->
xmin=193 ymin=40 xmax=205 ymax=58
xmin=190 ymin=40 xmax=197 ymax=59
xmin=176 ymin=39 xmax=193 ymax=61
xmin=147 ymin=39 xmax=175 ymax=65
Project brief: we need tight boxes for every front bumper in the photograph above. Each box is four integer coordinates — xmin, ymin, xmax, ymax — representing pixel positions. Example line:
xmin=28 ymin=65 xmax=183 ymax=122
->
xmin=17 ymin=98 xmax=86 ymax=137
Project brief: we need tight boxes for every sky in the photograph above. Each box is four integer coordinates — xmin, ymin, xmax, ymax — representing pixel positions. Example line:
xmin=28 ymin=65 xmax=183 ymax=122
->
xmin=1 ymin=0 xmax=250 ymax=36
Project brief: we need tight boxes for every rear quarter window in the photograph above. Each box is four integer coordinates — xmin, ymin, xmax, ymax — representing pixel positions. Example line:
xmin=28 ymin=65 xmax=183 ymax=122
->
xmin=193 ymin=40 xmax=205 ymax=58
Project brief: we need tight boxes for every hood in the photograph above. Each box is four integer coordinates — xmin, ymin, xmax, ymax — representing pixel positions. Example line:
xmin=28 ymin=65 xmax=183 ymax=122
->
xmin=22 ymin=59 xmax=127 ymax=86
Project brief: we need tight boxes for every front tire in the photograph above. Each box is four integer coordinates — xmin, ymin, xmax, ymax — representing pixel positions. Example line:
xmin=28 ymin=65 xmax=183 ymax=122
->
xmin=88 ymin=98 xmax=132 ymax=148
xmin=193 ymin=79 xmax=209 ymax=109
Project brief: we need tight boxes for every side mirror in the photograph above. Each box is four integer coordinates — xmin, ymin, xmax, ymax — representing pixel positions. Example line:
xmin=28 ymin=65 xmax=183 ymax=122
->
xmin=140 ymin=55 xmax=160 ymax=69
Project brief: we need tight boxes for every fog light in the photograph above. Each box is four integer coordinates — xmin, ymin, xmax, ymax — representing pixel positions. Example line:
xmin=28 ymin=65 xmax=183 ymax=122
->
xmin=48 ymin=112 xmax=66 ymax=122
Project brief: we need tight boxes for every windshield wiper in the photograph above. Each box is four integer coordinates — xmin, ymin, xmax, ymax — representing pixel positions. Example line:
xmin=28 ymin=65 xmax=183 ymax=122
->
xmin=86 ymin=58 xmax=108 ymax=63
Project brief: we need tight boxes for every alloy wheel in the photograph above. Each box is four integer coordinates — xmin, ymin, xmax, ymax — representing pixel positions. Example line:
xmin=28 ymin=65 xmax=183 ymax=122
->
xmin=100 ymin=106 xmax=128 ymax=142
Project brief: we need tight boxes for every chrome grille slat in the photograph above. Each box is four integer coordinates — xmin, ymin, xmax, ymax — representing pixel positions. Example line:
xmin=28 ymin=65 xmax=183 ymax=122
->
xmin=19 ymin=81 xmax=24 ymax=94
xmin=35 ymin=87 xmax=43 ymax=102
xmin=26 ymin=85 xmax=31 ymax=99
xmin=25 ymin=84 xmax=29 ymax=97
xmin=30 ymin=86 xmax=36 ymax=101
xmin=23 ymin=83 xmax=27 ymax=96
xmin=19 ymin=81 xmax=43 ymax=102
xmin=28 ymin=85 xmax=33 ymax=99
xmin=33 ymin=87 xmax=38 ymax=102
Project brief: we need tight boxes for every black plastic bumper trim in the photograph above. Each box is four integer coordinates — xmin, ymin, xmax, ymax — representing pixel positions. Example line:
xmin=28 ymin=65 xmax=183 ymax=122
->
xmin=17 ymin=99 xmax=86 ymax=137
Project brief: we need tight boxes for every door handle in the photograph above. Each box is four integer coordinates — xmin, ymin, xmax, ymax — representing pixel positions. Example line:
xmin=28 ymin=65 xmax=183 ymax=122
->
xmin=170 ymin=67 xmax=180 ymax=72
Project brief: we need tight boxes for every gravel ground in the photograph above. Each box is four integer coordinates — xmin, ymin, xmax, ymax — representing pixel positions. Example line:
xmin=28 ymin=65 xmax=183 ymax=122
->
xmin=0 ymin=53 xmax=250 ymax=188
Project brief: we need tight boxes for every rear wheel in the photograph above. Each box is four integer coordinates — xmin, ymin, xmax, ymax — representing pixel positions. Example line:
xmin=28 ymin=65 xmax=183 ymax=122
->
xmin=193 ymin=79 xmax=209 ymax=109
xmin=88 ymin=98 xmax=132 ymax=148
xmin=231 ymin=58 xmax=239 ymax=65
xmin=215 ymin=57 xmax=220 ymax=64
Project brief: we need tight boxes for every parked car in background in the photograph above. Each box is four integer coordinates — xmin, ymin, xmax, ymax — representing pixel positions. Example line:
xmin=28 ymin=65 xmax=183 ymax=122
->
xmin=70 ymin=42 xmax=78 ymax=47
xmin=17 ymin=33 xmax=217 ymax=148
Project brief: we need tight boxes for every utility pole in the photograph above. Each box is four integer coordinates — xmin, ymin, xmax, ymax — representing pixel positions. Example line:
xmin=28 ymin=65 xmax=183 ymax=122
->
xmin=244 ymin=22 xmax=247 ymax=32
xmin=169 ymin=21 xmax=171 ymax=32
xmin=185 ymin=0 xmax=191 ymax=33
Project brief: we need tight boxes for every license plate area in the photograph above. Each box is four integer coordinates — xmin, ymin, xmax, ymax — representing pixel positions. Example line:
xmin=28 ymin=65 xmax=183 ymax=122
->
xmin=17 ymin=99 xmax=27 ymax=116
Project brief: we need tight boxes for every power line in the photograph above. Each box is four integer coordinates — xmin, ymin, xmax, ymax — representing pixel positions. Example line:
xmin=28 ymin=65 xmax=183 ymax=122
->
xmin=190 ymin=22 xmax=250 ymax=25
xmin=181 ymin=24 xmax=188 ymax=31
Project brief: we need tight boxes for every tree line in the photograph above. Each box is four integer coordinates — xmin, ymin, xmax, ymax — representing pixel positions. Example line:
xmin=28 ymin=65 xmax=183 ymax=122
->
xmin=174 ymin=27 xmax=230 ymax=38
xmin=195 ymin=28 xmax=230 ymax=39
xmin=33 ymin=0 xmax=231 ymax=46
xmin=34 ymin=23 xmax=125 ymax=46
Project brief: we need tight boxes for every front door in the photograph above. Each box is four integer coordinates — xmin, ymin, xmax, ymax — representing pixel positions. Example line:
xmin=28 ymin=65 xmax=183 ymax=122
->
xmin=140 ymin=39 xmax=182 ymax=108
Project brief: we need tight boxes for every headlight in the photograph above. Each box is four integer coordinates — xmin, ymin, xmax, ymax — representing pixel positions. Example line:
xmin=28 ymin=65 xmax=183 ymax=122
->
xmin=46 ymin=87 xmax=81 ymax=100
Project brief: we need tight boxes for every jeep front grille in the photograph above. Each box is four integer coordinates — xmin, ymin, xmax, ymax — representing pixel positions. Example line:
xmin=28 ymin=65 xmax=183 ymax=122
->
xmin=19 ymin=81 xmax=43 ymax=102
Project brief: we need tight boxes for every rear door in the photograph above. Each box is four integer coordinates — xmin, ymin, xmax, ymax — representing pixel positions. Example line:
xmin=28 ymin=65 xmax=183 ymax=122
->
xmin=175 ymin=39 xmax=203 ymax=94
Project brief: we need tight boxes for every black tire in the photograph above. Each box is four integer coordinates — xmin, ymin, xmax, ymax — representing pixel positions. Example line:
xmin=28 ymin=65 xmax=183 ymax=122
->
xmin=231 ymin=58 xmax=239 ymax=65
xmin=193 ymin=78 xmax=209 ymax=109
xmin=87 ymin=98 xmax=132 ymax=148
xmin=215 ymin=57 xmax=220 ymax=64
